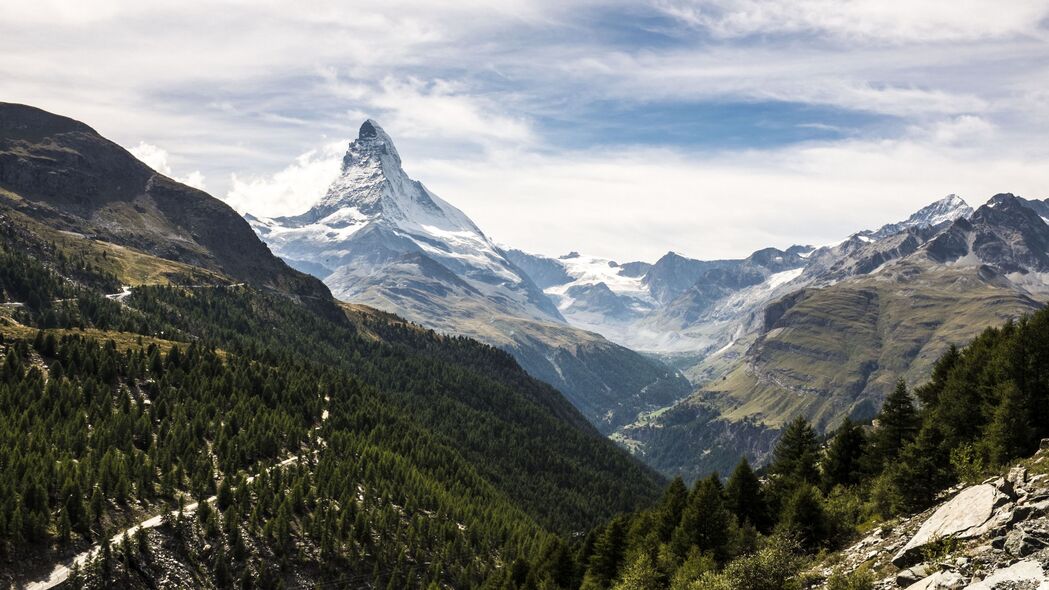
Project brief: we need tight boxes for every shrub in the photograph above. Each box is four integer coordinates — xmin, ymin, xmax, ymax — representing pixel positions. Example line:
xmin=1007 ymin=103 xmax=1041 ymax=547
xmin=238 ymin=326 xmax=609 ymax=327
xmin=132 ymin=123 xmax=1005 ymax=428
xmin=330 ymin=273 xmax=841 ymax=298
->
xmin=949 ymin=443 xmax=987 ymax=484
xmin=825 ymin=566 xmax=874 ymax=590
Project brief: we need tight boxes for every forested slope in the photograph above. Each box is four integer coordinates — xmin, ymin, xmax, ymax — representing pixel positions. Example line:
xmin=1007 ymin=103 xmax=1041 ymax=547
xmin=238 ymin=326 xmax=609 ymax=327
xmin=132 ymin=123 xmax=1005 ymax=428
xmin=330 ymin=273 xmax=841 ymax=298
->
xmin=495 ymin=303 xmax=1049 ymax=589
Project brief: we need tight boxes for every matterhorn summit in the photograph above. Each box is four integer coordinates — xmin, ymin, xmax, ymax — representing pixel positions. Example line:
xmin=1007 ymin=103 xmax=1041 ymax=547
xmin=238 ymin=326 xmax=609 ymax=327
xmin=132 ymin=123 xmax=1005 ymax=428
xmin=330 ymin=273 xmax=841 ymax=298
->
xmin=248 ymin=120 xmax=552 ymax=313
xmin=301 ymin=120 xmax=482 ymax=234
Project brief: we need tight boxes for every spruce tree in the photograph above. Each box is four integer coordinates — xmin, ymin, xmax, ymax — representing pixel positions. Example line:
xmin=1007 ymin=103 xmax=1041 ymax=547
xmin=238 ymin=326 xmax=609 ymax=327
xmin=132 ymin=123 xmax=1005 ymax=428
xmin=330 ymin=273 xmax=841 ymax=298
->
xmin=870 ymin=379 xmax=919 ymax=469
xmin=890 ymin=424 xmax=949 ymax=513
xmin=611 ymin=552 xmax=660 ymax=590
xmin=821 ymin=418 xmax=867 ymax=491
xmin=986 ymin=381 xmax=1033 ymax=466
xmin=658 ymin=477 xmax=689 ymax=542
xmin=584 ymin=516 xmax=627 ymax=589
xmin=769 ymin=417 xmax=820 ymax=486
xmin=778 ymin=484 xmax=827 ymax=551
xmin=217 ymin=478 xmax=234 ymax=511
xmin=915 ymin=344 xmax=960 ymax=406
xmin=724 ymin=457 xmax=768 ymax=532
xmin=672 ymin=474 xmax=731 ymax=563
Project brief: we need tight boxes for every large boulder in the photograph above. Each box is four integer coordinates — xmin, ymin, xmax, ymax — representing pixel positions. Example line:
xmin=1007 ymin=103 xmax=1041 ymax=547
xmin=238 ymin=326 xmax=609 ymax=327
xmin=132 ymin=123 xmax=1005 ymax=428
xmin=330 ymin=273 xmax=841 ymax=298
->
xmin=893 ymin=484 xmax=1013 ymax=567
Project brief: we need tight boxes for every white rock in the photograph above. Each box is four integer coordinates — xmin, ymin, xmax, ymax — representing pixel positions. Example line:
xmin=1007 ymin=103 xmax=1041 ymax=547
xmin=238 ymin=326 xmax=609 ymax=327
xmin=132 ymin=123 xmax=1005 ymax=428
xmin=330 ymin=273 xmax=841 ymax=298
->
xmin=1007 ymin=466 xmax=1028 ymax=485
xmin=894 ymin=485 xmax=1011 ymax=566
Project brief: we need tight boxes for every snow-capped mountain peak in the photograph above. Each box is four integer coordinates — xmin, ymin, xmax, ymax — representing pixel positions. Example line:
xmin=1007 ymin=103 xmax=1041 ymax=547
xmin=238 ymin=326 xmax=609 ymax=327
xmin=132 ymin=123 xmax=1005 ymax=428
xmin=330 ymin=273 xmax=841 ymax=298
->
xmin=299 ymin=120 xmax=481 ymax=237
xmin=868 ymin=194 xmax=973 ymax=240
xmin=247 ymin=120 xmax=563 ymax=322
xmin=905 ymin=194 xmax=972 ymax=227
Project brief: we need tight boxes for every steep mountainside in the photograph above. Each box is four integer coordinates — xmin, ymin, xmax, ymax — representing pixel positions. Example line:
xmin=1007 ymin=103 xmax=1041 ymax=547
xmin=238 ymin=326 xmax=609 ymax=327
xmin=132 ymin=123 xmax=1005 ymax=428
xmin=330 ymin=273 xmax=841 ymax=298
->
xmin=619 ymin=195 xmax=1048 ymax=479
xmin=0 ymin=102 xmax=332 ymax=312
xmin=0 ymin=105 xmax=663 ymax=589
xmin=502 ymin=193 xmax=1046 ymax=479
xmin=248 ymin=121 xmax=691 ymax=432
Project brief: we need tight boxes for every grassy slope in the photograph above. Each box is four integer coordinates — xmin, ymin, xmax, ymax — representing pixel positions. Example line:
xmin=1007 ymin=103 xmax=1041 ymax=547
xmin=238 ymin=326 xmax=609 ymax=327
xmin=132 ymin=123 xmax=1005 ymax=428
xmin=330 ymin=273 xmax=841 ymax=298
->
xmin=707 ymin=261 xmax=1043 ymax=430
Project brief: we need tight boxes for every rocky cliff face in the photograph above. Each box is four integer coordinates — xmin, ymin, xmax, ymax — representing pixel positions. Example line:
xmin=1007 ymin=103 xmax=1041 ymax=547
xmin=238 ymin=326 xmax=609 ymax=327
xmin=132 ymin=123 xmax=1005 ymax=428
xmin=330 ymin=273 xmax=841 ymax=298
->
xmin=813 ymin=442 xmax=1049 ymax=588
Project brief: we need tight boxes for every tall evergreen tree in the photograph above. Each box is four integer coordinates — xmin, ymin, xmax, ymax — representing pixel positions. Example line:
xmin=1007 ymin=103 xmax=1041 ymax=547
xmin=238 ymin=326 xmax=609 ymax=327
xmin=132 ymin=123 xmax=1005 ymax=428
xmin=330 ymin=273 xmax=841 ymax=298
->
xmin=583 ymin=516 xmax=627 ymax=589
xmin=821 ymin=418 xmax=867 ymax=491
xmin=658 ymin=477 xmax=689 ymax=542
xmin=869 ymin=379 xmax=919 ymax=469
xmin=890 ymin=424 xmax=949 ymax=513
xmin=672 ymin=475 xmax=731 ymax=563
xmin=769 ymin=417 xmax=820 ymax=486
xmin=986 ymin=381 xmax=1033 ymax=466
xmin=914 ymin=344 xmax=960 ymax=407
xmin=778 ymin=485 xmax=827 ymax=551
xmin=610 ymin=552 xmax=660 ymax=590
xmin=724 ymin=458 xmax=768 ymax=532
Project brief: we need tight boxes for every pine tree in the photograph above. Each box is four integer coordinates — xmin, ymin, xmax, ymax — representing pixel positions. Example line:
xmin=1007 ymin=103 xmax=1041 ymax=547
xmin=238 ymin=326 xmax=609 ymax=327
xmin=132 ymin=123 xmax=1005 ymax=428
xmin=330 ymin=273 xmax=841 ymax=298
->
xmin=668 ymin=547 xmax=716 ymax=590
xmin=658 ymin=477 xmax=689 ymax=541
xmin=914 ymin=345 xmax=960 ymax=406
xmin=218 ymin=478 xmax=234 ymax=511
xmin=890 ymin=424 xmax=949 ymax=513
xmin=725 ymin=457 xmax=768 ymax=532
xmin=611 ymin=552 xmax=660 ymax=590
xmin=821 ymin=418 xmax=868 ymax=491
xmin=672 ymin=474 xmax=731 ymax=563
xmin=584 ymin=516 xmax=627 ymax=589
xmin=533 ymin=538 xmax=576 ymax=589
xmin=769 ymin=417 xmax=820 ymax=486
xmin=214 ymin=544 xmax=232 ymax=588
xmin=778 ymin=484 xmax=827 ymax=551
xmin=870 ymin=379 xmax=919 ymax=469
xmin=90 ymin=486 xmax=105 ymax=524
xmin=58 ymin=509 xmax=72 ymax=542
xmin=986 ymin=381 xmax=1033 ymax=466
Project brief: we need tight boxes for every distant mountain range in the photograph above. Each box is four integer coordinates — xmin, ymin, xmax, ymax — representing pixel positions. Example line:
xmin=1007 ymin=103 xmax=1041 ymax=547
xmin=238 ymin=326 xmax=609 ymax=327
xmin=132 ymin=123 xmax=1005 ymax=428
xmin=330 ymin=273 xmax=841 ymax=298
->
xmin=512 ymin=192 xmax=1049 ymax=479
xmin=246 ymin=120 xmax=1049 ymax=480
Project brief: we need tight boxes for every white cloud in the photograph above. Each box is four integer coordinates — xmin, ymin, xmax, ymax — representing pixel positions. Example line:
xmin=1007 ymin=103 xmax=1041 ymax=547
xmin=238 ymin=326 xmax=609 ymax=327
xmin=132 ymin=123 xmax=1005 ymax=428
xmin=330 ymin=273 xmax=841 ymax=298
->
xmin=225 ymin=141 xmax=347 ymax=216
xmin=369 ymin=77 xmax=535 ymax=145
xmin=409 ymin=133 xmax=1049 ymax=261
xmin=128 ymin=142 xmax=174 ymax=176
xmin=180 ymin=170 xmax=208 ymax=190
xmin=128 ymin=141 xmax=207 ymax=190
xmin=922 ymin=115 xmax=997 ymax=145
xmin=654 ymin=0 xmax=1049 ymax=43
xmin=3 ymin=1 xmax=1048 ymax=262
xmin=555 ymin=46 xmax=998 ymax=118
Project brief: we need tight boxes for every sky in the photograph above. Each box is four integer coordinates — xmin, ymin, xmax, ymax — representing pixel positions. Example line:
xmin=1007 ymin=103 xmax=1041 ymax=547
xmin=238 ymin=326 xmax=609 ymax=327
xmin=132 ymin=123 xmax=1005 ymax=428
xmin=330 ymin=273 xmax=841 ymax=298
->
xmin=3 ymin=0 xmax=1049 ymax=262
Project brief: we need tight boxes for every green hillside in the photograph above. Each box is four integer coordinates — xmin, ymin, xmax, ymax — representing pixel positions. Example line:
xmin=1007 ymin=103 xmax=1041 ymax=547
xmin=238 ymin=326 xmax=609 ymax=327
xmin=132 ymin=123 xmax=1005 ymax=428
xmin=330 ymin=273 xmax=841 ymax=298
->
xmin=709 ymin=261 xmax=1042 ymax=429
xmin=499 ymin=301 xmax=1049 ymax=590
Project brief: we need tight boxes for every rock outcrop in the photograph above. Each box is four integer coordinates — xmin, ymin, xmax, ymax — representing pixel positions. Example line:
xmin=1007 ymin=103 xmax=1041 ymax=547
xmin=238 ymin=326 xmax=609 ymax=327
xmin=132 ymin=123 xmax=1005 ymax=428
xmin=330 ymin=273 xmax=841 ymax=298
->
xmin=893 ymin=483 xmax=1014 ymax=567
xmin=815 ymin=442 xmax=1049 ymax=589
